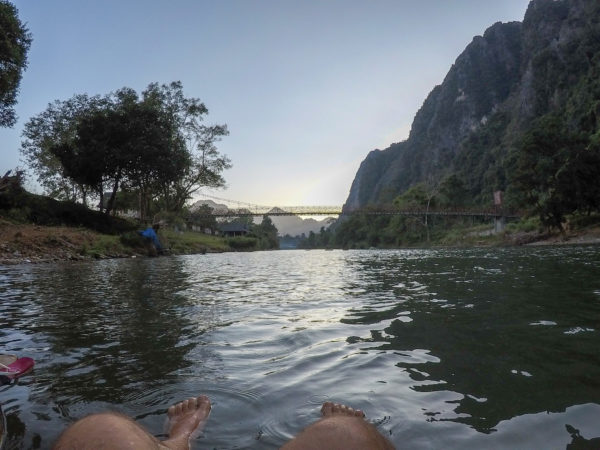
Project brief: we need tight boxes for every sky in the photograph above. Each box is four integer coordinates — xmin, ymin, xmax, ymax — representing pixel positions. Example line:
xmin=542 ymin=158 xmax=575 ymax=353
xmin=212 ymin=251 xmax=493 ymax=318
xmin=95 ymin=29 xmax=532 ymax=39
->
xmin=1 ymin=0 xmax=531 ymax=208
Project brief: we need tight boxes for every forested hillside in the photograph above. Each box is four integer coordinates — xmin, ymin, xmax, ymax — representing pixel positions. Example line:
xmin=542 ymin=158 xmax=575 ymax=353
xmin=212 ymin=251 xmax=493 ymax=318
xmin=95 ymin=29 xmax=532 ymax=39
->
xmin=343 ymin=0 xmax=600 ymax=231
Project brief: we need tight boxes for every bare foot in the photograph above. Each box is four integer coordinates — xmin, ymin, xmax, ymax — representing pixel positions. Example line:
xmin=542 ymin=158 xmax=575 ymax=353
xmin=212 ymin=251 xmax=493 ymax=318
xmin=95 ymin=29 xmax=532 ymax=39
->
xmin=162 ymin=395 xmax=211 ymax=450
xmin=321 ymin=401 xmax=365 ymax=418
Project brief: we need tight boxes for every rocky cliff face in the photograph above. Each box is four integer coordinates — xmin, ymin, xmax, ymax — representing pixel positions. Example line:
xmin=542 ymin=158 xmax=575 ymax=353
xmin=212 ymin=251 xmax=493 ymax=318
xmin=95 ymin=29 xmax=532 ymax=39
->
xmin=343 ymin=0 xmax=596 ymax=211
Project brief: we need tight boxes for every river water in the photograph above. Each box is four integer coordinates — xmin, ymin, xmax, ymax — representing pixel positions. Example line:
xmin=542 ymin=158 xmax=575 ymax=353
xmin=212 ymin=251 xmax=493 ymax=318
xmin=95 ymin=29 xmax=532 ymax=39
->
xmin=1 ymin=247 xmax=599 ymax=449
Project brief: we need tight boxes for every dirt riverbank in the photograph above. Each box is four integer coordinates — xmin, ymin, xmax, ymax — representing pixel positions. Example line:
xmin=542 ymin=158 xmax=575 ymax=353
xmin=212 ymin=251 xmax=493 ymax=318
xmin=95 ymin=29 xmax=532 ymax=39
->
xmin=524 ymin=225 xmax=600 ymax=246
xmin=0 ymin=219 xmax=233 ymax=264
xmin=0 ymin=222 xmax=136 ymax=264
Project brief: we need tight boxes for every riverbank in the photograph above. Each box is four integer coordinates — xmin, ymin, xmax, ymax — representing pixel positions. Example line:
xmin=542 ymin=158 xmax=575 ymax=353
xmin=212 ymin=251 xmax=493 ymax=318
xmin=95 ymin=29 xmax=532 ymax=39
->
xmin=436 ymin=223 xmax=600 ymax=248
xmin=523 ymin=226 xmax=600 ymax=246
xmin=2 ymin=220 xmax=599 ymax=265
xmin=0 ymin=221 xmax=229 ymax=264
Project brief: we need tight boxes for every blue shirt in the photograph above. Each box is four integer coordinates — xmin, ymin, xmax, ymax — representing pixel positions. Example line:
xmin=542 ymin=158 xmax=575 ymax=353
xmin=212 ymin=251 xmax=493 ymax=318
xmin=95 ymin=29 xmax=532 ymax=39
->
xmin=140 ymin=227 xmax=162 ymax=249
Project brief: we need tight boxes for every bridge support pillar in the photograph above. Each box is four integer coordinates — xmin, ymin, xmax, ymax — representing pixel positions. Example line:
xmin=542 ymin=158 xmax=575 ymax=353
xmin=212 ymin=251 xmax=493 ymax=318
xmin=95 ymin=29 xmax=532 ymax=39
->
xmin=494 ymin=216 xmax=506 ymax=233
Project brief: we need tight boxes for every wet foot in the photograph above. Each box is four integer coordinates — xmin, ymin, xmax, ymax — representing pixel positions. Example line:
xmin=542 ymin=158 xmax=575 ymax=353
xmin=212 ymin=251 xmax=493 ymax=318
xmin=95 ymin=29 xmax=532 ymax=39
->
xmin=162 ymin=395 xmax=211 ymax=450
xmin=321 ymin=401 xmax=365 ymax=418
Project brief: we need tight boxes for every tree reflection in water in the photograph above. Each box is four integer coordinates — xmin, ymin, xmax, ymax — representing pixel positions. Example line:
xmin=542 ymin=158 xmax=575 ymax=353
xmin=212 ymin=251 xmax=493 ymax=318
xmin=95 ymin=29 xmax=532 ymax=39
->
xmin=341 ymin=249 xmax=600 ymax=433
xmin=566 ymin=424 xmax=600 ymax=450
xmin=1 ymin=257 xmax=224 ymax=448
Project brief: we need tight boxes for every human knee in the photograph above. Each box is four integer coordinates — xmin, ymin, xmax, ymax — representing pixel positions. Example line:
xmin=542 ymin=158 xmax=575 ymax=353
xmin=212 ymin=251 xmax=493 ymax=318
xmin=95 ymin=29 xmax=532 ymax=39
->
xmin=70 ymin=412 xmax=136 ymax=432
xmin=54 ymin=412 xmax=159 ymax=450
xmin=314 ymin=416 xmax=393 ymax=449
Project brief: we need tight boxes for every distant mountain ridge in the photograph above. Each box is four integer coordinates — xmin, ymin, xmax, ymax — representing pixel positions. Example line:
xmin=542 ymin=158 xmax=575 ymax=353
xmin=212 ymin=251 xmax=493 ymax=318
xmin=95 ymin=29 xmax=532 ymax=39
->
xmin=189 ymin=199 xmax=229 ymax=214
xmin=343 ymin=0 xmax=600 ymax=210
xmin=267 ymin=215 xmax=335 ymax=237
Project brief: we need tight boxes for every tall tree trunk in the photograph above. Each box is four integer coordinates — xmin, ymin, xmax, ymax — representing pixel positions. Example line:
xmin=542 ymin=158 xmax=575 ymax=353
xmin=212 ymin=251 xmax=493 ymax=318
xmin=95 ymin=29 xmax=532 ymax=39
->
xmin=99 ymin=190 xmax=105 ymax=213
xmin=105 ymin=173 xmax=121 ymax=216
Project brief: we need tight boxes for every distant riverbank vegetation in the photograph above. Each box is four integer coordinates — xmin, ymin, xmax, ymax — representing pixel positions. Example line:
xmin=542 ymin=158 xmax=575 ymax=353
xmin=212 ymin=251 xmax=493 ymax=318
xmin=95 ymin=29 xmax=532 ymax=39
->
xmin=296 ymin=161 xmax=600 ymax=249
xmin=0 ymin=176 xmax=280 ymax=261
xmin=298 ymin=212 xmax=600 ymax=250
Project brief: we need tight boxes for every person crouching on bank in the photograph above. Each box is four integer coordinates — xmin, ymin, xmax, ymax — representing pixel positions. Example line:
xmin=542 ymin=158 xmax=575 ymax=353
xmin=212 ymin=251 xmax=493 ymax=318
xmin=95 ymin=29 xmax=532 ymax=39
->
xmin=139 ymin=223 xmax=163 ymax=255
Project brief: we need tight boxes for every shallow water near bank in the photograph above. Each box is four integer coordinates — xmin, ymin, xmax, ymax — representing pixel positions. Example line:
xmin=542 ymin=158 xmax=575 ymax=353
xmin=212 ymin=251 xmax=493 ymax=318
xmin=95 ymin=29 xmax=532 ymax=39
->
xmin=1 ymin=247 xmax=599 ymax=448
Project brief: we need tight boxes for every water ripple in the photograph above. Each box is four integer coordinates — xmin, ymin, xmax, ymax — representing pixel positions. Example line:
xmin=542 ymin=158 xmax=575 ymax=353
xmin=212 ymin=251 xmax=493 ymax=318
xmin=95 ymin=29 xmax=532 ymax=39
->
xmin=1 ymin=248 xmax=600 ymax=448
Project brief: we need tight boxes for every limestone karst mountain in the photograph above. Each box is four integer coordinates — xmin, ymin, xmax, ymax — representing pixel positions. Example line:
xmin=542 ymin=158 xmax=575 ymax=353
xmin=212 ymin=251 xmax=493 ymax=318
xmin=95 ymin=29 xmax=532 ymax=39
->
xmin=343 ymin=0 xmax=600 ymax=211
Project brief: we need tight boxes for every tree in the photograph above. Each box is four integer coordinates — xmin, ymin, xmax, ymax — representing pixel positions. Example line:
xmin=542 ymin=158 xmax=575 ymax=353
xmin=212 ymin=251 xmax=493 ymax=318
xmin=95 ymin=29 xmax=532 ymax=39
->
xmin=319 ymin=226 xmax=332 ymax=248
xmin=252 ymin=215 xmax=279 ymax=249
xmin=393 ymin=183 xmax=429 ymax=210
xmin=21 ymin=81 xmax=230 ymax=218
xmin=438 ymin=174 xmax=468 ymax=208
xmin=50 ymin=99 xmax=183 ymax=215
xmin=141 ymin=82 xmax=231 ymax=211
xmin=393 ymin=181 xmax=438 ymax=241
xmin=188 ymin=204 xmax=218 ymax=234
xmin=510 ymin=115 xmax=600 ymax=230
xmin=0 ymin=1 xmax=31 ymax=127
xmin=21 ymin=94 xmax=110 ymax=202
xmin=575 ymin=137 xmax=600 ymax=214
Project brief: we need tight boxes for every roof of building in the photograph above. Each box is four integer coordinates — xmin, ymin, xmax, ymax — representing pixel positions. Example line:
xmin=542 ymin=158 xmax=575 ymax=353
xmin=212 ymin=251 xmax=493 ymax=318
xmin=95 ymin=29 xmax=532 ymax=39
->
xmin=219 ymin=223 xmax=251 ymax=233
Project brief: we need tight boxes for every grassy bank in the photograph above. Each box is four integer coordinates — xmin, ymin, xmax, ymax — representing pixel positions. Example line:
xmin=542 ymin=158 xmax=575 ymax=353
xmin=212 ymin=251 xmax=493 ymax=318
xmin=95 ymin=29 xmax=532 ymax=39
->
xmin=0 ymin=187 xmax=234 ymax=263
xmin=0 ymin=187 xmax=281 ymax=263
xmin=0 ymin=219 xmax=233 ymax=264
xmin=161 ymin=229 xmax=230 ymax=254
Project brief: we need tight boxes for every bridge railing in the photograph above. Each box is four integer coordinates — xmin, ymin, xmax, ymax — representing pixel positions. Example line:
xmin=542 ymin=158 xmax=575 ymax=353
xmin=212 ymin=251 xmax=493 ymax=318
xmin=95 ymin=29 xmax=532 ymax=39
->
xmin=192 ymin=194 xmax=521 ymax=218
xmin=340 ymin=206 xmax=521 ymax=219
xmin=192 ymin=193 xmax=522 ymax=218
xmin=191 ymin=206 xmax=520 ymax=219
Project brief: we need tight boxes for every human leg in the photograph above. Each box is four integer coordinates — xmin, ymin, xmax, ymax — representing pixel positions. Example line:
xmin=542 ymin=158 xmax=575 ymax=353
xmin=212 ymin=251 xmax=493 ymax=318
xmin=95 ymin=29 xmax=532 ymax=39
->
xmin=53 ymin=395 xmax=211 ymax=450
xmin=281 ymin=401 xmax=395 ymax=450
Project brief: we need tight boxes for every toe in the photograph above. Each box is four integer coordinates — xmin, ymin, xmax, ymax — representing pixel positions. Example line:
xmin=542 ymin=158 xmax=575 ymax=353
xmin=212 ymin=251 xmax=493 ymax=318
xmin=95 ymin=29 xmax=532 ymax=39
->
xmin=183 ymin=397 xmax=197 ymax=413
xmin=320 ymin=402 xmax=366 ymax=418
xmin=197 ymin=395 xmax=211 ymax=411
xmin=321 ymin=402 xmax=334 ymax=416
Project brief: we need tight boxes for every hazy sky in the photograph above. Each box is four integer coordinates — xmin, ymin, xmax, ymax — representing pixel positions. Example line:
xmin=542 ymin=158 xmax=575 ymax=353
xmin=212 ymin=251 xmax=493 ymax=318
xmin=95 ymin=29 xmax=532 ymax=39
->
xmin=2 ymin=0 xmax=530 ymax=208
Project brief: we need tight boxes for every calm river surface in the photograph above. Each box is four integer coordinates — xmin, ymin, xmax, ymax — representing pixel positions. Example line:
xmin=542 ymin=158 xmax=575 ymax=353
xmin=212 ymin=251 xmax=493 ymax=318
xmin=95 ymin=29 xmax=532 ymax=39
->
xmin=1 ymin=247 xmax=600 ymax=449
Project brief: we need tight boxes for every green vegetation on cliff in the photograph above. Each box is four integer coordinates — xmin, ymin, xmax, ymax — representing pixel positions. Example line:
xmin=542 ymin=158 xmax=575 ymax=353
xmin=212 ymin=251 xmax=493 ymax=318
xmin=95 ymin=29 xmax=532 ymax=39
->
xmin=341 ymin=0 xmax=600 ymax=246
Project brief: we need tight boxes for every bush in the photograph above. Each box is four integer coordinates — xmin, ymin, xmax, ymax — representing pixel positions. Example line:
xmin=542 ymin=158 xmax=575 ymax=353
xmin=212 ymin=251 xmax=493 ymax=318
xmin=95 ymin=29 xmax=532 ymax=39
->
xmin=227 ymin=236 xmax=258 ymax=250
xmin=568 ymin=213 xmax=600 ymax=230
xmin=0 ymin=188 xmax=136 ymax=234
xmin=505 ymin=217 xmax=541 ymax=233
xmin=119 ymin=231 xmax=146 ymax=248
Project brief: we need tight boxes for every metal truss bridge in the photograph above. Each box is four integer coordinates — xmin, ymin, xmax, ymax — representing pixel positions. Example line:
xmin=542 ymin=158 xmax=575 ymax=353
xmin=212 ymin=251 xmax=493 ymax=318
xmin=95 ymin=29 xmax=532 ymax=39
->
xmin=194 ymin=194 xmax=520 ymax=219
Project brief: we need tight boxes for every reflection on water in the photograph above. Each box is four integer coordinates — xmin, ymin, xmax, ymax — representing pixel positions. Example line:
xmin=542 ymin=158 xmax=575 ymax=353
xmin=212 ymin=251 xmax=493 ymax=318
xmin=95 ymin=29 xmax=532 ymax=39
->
xmin=566 ymin=424 xmax=600 ymax=449
xmin=348 ymin=249 xmax=600 ymax=432
xmin=0 ymin=247 xmax=599 ymax=448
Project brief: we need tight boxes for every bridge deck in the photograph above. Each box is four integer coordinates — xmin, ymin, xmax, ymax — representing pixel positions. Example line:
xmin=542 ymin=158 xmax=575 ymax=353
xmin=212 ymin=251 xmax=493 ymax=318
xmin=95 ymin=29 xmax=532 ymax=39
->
xmin=203 ymin=209 xmax=519 ymax=219
xmin=194 ymin=195 xmax=519 ymax=219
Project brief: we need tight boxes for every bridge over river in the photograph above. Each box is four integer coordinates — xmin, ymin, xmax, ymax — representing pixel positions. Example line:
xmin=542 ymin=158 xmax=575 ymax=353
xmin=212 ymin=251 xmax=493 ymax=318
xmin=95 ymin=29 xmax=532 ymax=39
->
xmin=194 ymin=194 xmax=520 ymax=220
